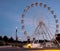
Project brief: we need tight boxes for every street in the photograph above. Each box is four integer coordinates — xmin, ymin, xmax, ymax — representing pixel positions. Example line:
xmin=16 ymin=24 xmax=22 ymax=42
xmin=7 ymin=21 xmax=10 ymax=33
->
xmin=0 ymin=47 xmax=60 ymax=51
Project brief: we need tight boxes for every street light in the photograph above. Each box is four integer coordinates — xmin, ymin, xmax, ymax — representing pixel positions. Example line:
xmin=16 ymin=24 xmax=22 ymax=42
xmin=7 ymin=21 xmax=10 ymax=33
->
xmin=16 ymin=27 xmax=18 ymax=42
xmin=15 ymin=26 xmax=18 ymax=46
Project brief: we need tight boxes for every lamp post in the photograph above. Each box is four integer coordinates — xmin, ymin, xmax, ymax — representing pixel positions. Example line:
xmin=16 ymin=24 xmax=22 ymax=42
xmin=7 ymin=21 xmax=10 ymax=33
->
xmin=16 ymin=27 xmax=18 ymax=46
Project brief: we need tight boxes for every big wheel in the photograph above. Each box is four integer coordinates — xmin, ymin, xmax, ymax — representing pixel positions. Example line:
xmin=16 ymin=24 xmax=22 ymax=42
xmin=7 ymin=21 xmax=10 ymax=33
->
xmin=21 ymin=2 xmax=59 ymax=42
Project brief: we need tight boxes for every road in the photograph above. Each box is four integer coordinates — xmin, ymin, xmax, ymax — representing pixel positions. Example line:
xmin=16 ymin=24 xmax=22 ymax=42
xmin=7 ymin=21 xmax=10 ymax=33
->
xmin=0 ymin=47 xmax=60 ymax=51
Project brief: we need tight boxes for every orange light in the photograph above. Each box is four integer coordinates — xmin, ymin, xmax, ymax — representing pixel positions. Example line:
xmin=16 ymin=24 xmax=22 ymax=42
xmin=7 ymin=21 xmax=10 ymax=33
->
xmin=43 ymin=50 xmax=60 ymax=51
xmin=36 ymin=49 xmax=60 ymax=51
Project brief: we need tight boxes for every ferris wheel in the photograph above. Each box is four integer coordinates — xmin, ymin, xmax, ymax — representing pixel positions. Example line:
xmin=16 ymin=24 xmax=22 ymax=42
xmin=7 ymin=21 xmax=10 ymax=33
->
xmin=21 ymin=2 xmax=59 ymax=41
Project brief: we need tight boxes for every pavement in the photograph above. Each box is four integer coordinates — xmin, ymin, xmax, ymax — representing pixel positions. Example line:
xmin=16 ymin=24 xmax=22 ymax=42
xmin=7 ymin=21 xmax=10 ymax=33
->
xmin=0 ymin=46 xmax=12 ymax=48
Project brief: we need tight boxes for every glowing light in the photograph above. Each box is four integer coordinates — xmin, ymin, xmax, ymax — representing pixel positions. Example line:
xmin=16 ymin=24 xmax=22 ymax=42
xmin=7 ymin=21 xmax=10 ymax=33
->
xmin=16 ymin=26 xmax=17 ymax=29
xmin=43 ymin=50 xmax=60 ymax=51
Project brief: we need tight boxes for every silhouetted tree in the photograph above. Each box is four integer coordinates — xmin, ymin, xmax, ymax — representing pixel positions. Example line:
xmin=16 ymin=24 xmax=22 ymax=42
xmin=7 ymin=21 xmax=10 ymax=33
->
xmin=0 ymin=36 xmax=2 ymax=40
xmin=3 ymin=36 xmax=9 ymax=42
xmin=9 ymin=37 xmax=14 ymax=42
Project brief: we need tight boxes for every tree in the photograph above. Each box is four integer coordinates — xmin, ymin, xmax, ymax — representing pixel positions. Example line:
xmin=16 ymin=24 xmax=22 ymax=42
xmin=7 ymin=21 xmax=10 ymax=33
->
xmin=9 ymin=37 xmax=14 ymax=42
xmin=3 ymin=36 xmax=9 ymax=42
xmin=0 ymin=36 xmax=2 ymax=40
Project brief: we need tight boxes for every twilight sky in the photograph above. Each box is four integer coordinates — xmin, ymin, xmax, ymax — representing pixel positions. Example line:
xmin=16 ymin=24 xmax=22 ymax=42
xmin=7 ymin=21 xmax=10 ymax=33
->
xmin=0 ymin=0 xmax=60 ymax=41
